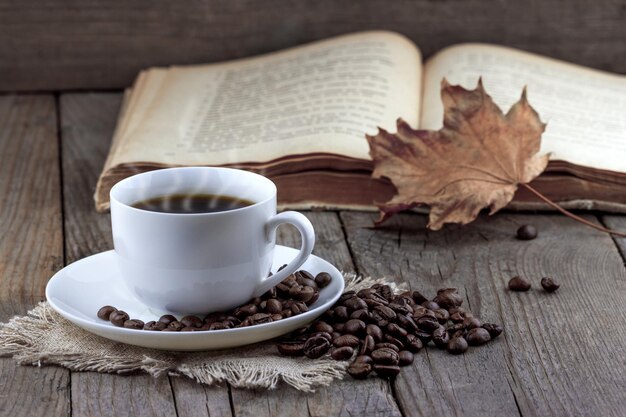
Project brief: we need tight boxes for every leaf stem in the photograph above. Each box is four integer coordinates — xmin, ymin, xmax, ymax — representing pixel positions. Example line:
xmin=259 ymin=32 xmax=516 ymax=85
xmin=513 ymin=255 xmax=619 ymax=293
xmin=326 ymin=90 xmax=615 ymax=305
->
xmin=520 ymin=183 xmax=626 ymax=238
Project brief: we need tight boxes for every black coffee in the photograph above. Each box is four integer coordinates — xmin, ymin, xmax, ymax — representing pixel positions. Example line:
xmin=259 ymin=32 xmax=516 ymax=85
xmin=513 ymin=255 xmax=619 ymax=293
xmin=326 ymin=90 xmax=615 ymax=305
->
xmin=132 ymin=194 xmax=254 ymax=213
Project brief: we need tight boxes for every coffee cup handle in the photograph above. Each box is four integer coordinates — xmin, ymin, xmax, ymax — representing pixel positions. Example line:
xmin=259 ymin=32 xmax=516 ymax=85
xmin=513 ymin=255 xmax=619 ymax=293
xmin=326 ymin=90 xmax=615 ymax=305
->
xmin=253 ymin=211 xmax=315 ymax=297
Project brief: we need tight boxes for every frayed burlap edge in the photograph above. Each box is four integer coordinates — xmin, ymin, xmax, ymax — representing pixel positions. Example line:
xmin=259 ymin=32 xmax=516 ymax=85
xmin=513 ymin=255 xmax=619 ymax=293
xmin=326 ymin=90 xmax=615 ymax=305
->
xmin=0 ymin=273 xmax=405 ymax=392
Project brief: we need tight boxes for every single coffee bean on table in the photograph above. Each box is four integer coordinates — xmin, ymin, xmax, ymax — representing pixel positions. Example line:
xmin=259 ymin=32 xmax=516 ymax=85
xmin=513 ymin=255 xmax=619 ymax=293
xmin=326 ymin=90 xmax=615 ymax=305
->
xmin=508 ymin=276 xmax=531 ymax=291
xmin=541 ymin=277 xmax=560 ymax=292
xmin=516 ymin=224 xmax=538 ymax=240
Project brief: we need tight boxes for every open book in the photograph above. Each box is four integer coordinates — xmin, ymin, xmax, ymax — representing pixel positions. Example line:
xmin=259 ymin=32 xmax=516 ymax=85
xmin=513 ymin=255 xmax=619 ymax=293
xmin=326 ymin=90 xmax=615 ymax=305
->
xmin=95 ymin=31 xmax=626 ymax=212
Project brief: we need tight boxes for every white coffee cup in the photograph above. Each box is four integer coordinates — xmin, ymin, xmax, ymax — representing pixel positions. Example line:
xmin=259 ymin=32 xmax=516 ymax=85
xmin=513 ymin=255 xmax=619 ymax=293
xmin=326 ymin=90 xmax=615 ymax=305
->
xmin=110 ymin=167 xmax=315 ymax=314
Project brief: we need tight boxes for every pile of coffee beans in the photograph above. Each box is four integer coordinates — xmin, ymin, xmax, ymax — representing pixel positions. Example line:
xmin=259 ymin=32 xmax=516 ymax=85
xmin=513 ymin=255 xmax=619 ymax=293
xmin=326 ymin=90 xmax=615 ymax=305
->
xmin=97 ymin=267 xmax=332 ymax=331
xmin=276 ymin=284 xmax=503 ymax=379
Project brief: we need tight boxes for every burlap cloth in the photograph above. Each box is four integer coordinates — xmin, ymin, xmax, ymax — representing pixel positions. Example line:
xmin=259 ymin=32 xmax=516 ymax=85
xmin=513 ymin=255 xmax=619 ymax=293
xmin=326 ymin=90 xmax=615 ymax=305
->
xmin=0 ymin=274 xmax=401 ymax=392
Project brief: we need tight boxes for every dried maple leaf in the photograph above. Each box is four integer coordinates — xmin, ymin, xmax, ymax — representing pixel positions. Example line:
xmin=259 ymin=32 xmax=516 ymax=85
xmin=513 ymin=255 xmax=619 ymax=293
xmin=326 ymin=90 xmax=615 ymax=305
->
xmin=366 ymin=78 xmax=549 ymax=230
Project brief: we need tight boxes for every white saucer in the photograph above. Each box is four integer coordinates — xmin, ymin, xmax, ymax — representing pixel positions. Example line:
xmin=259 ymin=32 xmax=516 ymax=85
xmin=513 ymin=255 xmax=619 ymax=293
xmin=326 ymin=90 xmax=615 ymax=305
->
xmin=45 ymin=246 xmax=344 ymax=351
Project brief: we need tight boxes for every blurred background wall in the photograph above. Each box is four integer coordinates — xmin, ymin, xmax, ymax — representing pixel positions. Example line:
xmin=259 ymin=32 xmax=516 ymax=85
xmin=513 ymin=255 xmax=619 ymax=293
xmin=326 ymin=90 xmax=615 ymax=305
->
xmin=1 ymin=0 xmax=625 ymax=91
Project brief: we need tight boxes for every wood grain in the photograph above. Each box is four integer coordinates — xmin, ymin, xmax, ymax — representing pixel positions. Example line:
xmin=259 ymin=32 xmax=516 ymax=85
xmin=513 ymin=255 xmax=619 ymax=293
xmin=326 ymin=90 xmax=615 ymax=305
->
xmin=0 ymin=95 xmax=70 ymax=416
xmin=601 ymin=216 xmax=626 ymax=261
xmin=71 ymin=373 xmax=177 ymax=417
xmin=168 ymin=377 xmax=233 ymax=417
xmin=340 ymin=211 xmax=626 ymax=417
xmin=230 ymin=211 xmax=402 ymax=417
xmin=1 ymin=0 xmax=626 ymax=91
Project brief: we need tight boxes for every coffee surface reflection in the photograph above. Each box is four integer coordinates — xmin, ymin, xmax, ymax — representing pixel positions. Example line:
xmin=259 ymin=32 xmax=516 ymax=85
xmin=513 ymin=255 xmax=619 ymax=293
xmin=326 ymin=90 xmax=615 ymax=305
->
xmin=132 ymin=194 xmax=254 ymax=214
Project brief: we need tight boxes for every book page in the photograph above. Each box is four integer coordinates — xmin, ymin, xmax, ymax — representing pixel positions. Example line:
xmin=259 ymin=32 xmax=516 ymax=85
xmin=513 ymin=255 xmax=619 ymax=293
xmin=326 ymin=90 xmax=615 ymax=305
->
xmin=421 ymin=44 xmax=626 ymax=173
xmin=113 ymin=31 xmax=421 ymax=166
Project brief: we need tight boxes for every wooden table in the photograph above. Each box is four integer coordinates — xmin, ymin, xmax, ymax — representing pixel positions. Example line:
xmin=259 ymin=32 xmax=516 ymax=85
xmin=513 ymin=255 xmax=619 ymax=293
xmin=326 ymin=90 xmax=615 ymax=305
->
xmin=1 ymin=92 xmax=625 ymax=417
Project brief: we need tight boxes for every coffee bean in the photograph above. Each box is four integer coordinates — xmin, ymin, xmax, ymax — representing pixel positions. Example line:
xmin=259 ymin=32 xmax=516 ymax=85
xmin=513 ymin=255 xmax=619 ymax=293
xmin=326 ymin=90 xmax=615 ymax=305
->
xmin=265 ymin=299 xmax=282 ymax=314
xmin=333 ymin=334 xmax=360 ymax=348
xmin=331 ymin=346 xmax=354 ymax=360
xmin=290 ymin=302 xmax=308 ymax=315
xmin=449 ymin=312 xmax=464 ymax=323
xmin=181 ymin=326 xmax=197 ymax=332
xmin=373 ymin=305 xmax=397 ymax=321
xmin=144 ymin=321 xmax=166 ymax=331
xmin=386 ymin=323 xmax=408 ymax=338
xmin=303 ymin=336 xmax=331 ymax=359
xmin=310 ymin=332 xmax=333 ymax=342
xmin=208 ymin=322 xmax=228 ymax=330
xmin=277 ymin=341 xmax=305 ymax=356
xmin=161 ymin=327 xmax=179 ymax=332
xmin=354 ymin=355 xmax=373 ymax=365
xmin=369 ymin=311 xmax=389 ymax=328
xmin=123 ymin=319 xmax=144 ymax=330
xmin=359 ymin=335 xmax=376 ymax=356
xmin=203 ymin=312 xmax=226 ymax=324
xmin=307 ymin=291 xmax=320 ymax=305
xmin=371 ymin=348 xmax=399 ymax=366
xmin=466 ymin=328 xmax=491 ymax=346
xmin=281 ymin=310 xmax=293 ymax=318
xmin=314 ymin=321 xmax=334 ymax=334
xmin=463 ymin=317 xmax=482 ymax=330
xmin=332 ymin=332 xmax=341 ymax=340
xmin=333 ymin=322 xmax=345 ymax=332
xmin=97 ymin=305 xmax=117 ymax=321
xmin=181 ymin=315 xmax=203 ymax=328
xmin=404 ymin=334 xmax=424 ymax=353
xmin=447 ymin=336 xmax=468 ymax=354
xmin=396 ymin=314 xmax=418 ymax=333
xmin=295 ymin=272 xmax=317 ymax=289
xmin=366 ymin=324 xmax=384 ymax=343
xmin=388 ymin=302 xmax=412 ymax=315
xmin=541 ymin=277 xmax=560 ymax=293
xmin=347 ymin=362 xmax=372 ymax=379
xmin=334 ymin=306 xmax=349 ymax=321
xmin=417 ymin=315 xmax=440 ymax=332
xmin=343 ymin=296 xmax=368 ymax=311
xmin=446 ymin=323 xmax=465 ymax=334
xmin=434 ymin=309 xmax=450 ymax=324
xmin=357 ymin=288 xmax=377 ymax=298
xmin=481 ymin=323 xmax=503 ymax=339
xmin=109 ymin=310 xmax=129 ymax=327
xmin=508 ymin=276 xmax=531 ymax=291
xmin=432 ymin=326 xmax=450 ymax=349
xmin=398 ymin=350 xmax=414 ymax=366
xmin=384 ymin=334 xmax=405 ymax=350
xmin=421 ymin=301 xmax=440 ymax=311
xmin=374 ymin=342 xmax=400 ymax=352
xmin=378 ymin=285 xmax=393 ymax=301
xmin=350 ymin=308 xmax=370 ymax=321
xmin=315 ymin=272 xmax=332 ymax=288
xmin=234 ymin=304 xmax=258 ymax=319
xmin=363 ymin=292 xmax=389 ymax=306
xmin=250 ymin=313 xmax=272 ymax=325
xmin=433 ymin=288 xmax=463 ymax=309
xmin=344 ymin=319 xmax=366 ymax=335
xmin=411 ymin=290 xmax=429 ymax=305
xmin=516 ymin=224 xmax=537 ymax=240
xmin=289 ymin=285 xmax=315 ymax=302
xmin=339 ymin=291 xmax=356 ymax=303
xmin=158 ymin=314 xmax=177 ymax=325
xmin=415 ymin=329 xmax=433 ymax=344
xmin=373 ymin=364 xmax=400 ymax=378
xmin=168 ymin=321 xmax=185 ymax=331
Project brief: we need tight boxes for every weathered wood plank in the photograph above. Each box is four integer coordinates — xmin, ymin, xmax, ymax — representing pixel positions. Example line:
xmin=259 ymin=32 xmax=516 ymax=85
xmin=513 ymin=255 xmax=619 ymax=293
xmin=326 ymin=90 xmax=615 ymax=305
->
xmin=71 ymin=374 xmax=177 ymax=417
xmin=59 ymin=93 xmax=180 ymax=417
xmin=1 ymin=0 xmax=626 ymax=91
xmin=168 ymin=377 xmax=233 ymax=417
xmin=601 ymin=216 xmax=626 ymax=262
xmin=340 ymin=211 xmax=626 ymax=417
xmin=230 ymin=212 xmax=402 ymax=417
xmin=0 ymin=95 xmax=70 ymax=415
